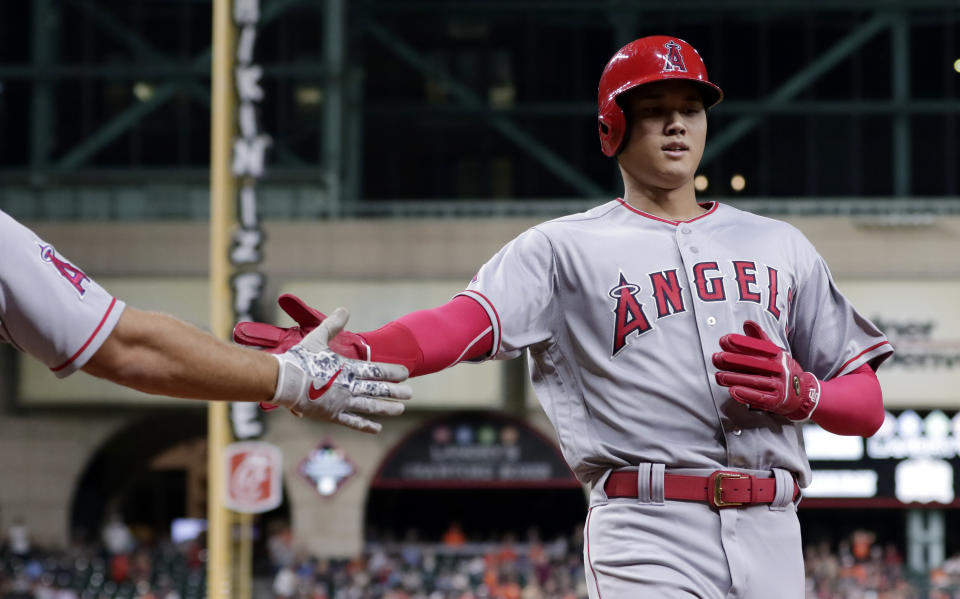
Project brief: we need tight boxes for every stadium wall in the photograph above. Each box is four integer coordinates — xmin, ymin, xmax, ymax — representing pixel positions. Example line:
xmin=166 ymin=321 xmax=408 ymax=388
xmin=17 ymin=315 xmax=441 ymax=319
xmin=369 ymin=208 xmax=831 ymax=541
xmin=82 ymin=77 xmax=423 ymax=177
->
xmin=1 ymin=215 xmax=957 ymax=551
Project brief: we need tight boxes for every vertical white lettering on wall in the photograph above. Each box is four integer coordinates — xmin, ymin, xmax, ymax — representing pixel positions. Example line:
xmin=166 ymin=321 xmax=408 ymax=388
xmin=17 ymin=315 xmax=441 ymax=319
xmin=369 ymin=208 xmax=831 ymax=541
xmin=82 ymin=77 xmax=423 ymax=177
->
xmin=229 ymin=0 xmax=268 ymax=440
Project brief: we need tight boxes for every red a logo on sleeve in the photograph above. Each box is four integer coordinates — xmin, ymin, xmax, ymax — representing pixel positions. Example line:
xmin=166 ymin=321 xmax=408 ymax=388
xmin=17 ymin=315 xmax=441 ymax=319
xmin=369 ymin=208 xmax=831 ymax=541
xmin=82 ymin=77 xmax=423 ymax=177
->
xmin=38 ymin=244 xmax=90 ymax=297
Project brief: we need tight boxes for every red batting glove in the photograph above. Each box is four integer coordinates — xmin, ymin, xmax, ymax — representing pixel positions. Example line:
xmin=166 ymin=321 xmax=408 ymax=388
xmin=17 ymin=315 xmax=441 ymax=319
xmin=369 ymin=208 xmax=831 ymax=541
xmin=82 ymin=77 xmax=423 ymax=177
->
xmin=232 ymin=294 xmax=372 ymax=411
xmin=233 ymin=293 xmax=371 ymax=359
xmin=712 ymin=320 xmax=821 ymax=422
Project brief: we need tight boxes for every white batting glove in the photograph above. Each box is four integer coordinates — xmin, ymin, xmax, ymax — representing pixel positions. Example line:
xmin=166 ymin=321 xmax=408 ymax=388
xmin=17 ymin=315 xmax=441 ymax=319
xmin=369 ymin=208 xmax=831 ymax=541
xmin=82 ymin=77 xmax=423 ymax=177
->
xmin=270 ymin=307 xmax=412 ymax=433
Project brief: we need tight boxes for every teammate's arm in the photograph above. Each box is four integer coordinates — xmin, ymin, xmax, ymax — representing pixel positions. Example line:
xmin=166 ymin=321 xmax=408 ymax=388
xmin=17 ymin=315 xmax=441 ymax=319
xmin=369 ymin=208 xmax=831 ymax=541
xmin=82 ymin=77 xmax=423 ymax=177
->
xmin=1 ymin=212 xmax=411 ymax=432
xmin=81 ymin=306 xmax=411 ymax=433
xmin=82 ymin=307 xmax=278 ymax=401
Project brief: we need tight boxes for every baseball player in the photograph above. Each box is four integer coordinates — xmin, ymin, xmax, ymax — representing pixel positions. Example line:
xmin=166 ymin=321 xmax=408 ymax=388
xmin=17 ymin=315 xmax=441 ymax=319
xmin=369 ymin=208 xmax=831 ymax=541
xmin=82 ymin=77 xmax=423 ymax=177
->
xmin=235 ymin=36 xmax=892 ymax=597
xmin=0 ymin=208 xmax=410 ymax=433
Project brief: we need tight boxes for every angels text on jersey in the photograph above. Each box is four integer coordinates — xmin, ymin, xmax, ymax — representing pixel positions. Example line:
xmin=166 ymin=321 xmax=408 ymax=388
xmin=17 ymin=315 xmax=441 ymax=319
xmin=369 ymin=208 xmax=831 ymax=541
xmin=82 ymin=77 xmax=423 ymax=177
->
xmin=609 ymin=259 xmax=791 ymax=357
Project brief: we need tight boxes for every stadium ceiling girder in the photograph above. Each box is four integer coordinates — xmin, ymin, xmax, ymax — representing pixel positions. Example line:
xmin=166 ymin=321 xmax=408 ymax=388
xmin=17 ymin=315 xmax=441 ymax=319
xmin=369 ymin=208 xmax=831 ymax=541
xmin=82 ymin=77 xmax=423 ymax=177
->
xmin=699 ymin=11 xmax=894 ymax=167
xmin=10 ymin=0 xmax=958 ymax=183
xmin=362 ymin=100 xmax=960 ymax=117
xmin=363 ymin=19 xmax=607 ymax=197
xmin=42 ymin=0 xmax=308 ymax=171
xmin=30 ymin=0 xmax=55 ymax=171
xmin=359 ymin=0 xmax=960 ymax=13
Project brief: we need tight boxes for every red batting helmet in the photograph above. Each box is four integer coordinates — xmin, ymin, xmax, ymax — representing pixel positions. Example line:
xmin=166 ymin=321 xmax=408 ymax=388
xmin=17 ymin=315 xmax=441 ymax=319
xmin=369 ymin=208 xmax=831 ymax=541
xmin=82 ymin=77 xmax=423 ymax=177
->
xmin=597 ymin=36 xmax=723 ymax=157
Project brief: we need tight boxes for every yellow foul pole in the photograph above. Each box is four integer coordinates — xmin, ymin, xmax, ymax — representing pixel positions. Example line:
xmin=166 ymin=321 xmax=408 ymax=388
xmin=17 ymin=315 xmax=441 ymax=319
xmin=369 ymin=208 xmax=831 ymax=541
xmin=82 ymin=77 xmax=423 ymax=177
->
xmin=208 ymin=0 xmax=236 ymax=597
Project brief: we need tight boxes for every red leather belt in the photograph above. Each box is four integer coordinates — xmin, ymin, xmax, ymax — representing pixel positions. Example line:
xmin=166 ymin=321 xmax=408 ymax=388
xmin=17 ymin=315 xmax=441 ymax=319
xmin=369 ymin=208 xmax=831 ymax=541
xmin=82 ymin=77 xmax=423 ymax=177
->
xmin=604 ymin=470 xmax=799 ymax=509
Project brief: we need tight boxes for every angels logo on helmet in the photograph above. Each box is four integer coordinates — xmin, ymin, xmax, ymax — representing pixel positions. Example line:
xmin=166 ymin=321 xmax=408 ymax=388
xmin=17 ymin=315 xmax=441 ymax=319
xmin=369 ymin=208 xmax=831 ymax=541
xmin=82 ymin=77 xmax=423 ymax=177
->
xmin=661 ymin=40 xmax=688 ymax=73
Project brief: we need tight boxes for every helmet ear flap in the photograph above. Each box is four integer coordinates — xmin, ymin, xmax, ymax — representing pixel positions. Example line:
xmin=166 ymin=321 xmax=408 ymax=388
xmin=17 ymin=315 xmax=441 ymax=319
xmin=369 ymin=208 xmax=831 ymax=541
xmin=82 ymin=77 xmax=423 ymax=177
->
xmin=598 ymin=101 xmax=627 ymax=157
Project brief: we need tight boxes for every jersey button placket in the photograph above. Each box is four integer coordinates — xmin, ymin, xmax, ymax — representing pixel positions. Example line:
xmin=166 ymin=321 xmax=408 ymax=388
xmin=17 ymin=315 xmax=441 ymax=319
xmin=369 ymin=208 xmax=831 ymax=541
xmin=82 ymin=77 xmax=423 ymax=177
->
xmin=682 ymin=227 xmax=698 ymax=253
xmin=679 ymin=222 xmax=737 ymax=464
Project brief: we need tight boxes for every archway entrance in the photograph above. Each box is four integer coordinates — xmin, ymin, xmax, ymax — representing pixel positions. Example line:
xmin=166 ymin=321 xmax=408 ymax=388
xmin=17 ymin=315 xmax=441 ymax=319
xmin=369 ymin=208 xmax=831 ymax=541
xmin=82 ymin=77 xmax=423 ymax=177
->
xmin=70 ymin=411 xmax=290 ymax=555
xmin=365 ymin=411 xmax=586 ymax=543
xmin=71 ymin=411 xmax=208 ymax=543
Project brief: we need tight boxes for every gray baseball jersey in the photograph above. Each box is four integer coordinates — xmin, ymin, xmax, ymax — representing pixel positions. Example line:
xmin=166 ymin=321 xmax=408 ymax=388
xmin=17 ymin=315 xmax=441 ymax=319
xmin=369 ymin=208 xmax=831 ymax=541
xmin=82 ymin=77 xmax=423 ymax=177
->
xmin=459 ymin=200 xmax=892 ymax=487
xmin=0 ymin=209 xmax=126 ymax=377
xmin=459 ymin=199 xmax=892 ymax=597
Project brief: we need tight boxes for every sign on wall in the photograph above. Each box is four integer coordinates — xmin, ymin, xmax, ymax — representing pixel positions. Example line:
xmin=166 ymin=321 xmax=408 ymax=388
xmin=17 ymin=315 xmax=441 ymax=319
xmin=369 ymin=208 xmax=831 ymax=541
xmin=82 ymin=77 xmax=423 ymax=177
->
xmin=224 ymin=441 xmax=283 ymax=513
xmin=838 ymin=279 xmax=960 ymax=407
xmin=371 ymin=411 xmax=579 ymax=488
xmin=227 ymin=0 xmax=269 ymax=441
xmin=805 ymin=410 xmax=960 ymax=506
xmin=298 ymin=440 xmax=356 ymax=497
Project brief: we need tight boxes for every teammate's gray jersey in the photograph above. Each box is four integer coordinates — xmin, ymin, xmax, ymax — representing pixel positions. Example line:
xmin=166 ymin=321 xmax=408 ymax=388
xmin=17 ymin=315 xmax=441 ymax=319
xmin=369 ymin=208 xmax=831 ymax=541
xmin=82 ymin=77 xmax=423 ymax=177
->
xmin=460 ymin=200 xmax=892 ymax=488
xmin=0 ymin=209 xmax=125 ymax=377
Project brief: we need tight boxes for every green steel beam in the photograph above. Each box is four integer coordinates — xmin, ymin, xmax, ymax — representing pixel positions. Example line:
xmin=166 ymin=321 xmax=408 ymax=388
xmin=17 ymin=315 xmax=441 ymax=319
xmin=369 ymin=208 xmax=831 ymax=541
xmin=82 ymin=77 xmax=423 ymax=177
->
xmin=51 ymin=59 xmax=306 ymax=170
xmin=50 ymin=1 xmax=197 ymax=171
xmin=262 ymin=0 xmax=311 ymax=23
xmin=65 ymin=0 xmax=171 ymax=64
xmin=30 ymin=0 xmax=56 ymax=174
xmin=0 ymin=63 xmax=328 ymax=79
xmin=55 ymin=84 xmax=182 ymax=170
xmin=364 ymin=99 xmax=960 ymax=116
xmin=610 ymin=5 xmax=638 ymax=48
xmin=891 ymin=12 xmax=911 ymax=197
xmin=180 ymin=82 xmax=308 ymax=168
xmin=701 ymin=13 xmax=893 ymax=166
xmin=323 ymin=0 xmax=347 ymax=214
xmin=52 ymin=45 xmax=210 ymax=170
xmin=716 ymin=100 xmax=960 ymax=115
xmin=364 ymin=20 xmax=605 ymax=197
xmin=161 ymin=0 xmax=311 ymax=168
xmin=358 ymin=0 xmax=960 ymax=12
xmin=50 ymin=0 xmax=313 ymax=170
xmin=64 ymin=0 xmax=304 ymax=64
xmin=343 ymin=69 xmax=365 ymax=211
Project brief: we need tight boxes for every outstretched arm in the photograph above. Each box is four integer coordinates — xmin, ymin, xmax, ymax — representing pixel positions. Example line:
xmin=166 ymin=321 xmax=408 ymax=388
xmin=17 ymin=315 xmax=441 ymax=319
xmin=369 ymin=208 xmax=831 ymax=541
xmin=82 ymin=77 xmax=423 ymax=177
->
xmin=0 ymin=212 xmax=410 ymax=432
xmin=82 ymin=307 xmax=278 ymax=402
xmin=359 ymin=295 xmax=494 ymax=376
xmin=83 ymin=307 xmax=411 ymax=433
xmin=234 ymin=294 xmax=494 ymax=377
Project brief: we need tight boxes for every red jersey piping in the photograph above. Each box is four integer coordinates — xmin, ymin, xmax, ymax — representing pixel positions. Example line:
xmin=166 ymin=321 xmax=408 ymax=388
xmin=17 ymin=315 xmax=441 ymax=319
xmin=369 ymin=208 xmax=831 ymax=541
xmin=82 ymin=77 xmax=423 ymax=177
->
xmin=458 ymin=290 xmax=503 ymax=357
xmin=616 ymin=198 xmax=718 ymax=225
xmin=837 ymin=341 xmax=892 ymax=375
xmin=51 ymin=297 xmax=118 ymax=372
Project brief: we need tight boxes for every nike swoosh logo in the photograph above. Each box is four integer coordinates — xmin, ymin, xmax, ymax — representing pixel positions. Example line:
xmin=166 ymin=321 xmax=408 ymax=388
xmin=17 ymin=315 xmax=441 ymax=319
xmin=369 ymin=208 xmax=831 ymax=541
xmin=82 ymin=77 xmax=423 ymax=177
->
xmin=308 ymin=368 xmax=342 ymax=400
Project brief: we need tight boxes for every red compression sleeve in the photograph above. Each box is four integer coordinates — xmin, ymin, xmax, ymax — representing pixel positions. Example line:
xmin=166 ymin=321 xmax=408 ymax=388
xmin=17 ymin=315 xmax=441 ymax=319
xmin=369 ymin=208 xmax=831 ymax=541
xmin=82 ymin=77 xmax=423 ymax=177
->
xmin=358 ymin=295 xmax=494 ymax=377
xmin=810 ymin=363 xmax=884 ymax=437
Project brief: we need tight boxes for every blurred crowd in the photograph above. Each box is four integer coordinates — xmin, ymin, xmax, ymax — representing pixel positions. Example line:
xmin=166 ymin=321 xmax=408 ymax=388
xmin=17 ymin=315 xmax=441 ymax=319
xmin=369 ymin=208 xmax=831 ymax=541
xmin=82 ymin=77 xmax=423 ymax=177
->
xmin=0 ymin=516 xmax=204 ymax=599
xmin=804 ymin=529 xmax=960 ymax=599
xmin=266 ymin=523 xmax=588 ymax=599
xmin=6 ymin=517 xmax=960 ymax=599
